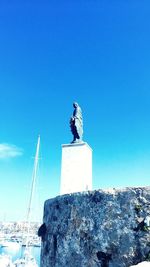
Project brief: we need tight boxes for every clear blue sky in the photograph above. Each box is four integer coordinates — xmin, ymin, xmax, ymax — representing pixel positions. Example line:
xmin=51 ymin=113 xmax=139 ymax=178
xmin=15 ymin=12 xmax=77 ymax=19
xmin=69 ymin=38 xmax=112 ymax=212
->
xmin=0 ymin=0 xmax=150 ymax=221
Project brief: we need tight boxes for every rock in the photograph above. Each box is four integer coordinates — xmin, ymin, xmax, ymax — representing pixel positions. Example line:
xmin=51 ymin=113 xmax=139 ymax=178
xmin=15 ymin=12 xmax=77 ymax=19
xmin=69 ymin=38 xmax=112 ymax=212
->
xmin=40 ymin=187 xmax=150 ymax=267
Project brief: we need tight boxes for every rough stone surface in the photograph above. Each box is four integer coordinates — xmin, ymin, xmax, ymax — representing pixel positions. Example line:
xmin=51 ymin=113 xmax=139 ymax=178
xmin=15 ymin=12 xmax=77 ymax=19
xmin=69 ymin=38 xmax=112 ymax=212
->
xmin=40 ymin=187 xmax=150 ymax=267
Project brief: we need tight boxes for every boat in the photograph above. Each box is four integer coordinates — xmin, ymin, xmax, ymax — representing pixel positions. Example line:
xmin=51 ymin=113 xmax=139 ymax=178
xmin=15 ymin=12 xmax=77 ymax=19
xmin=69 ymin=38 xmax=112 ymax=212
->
xmin=0 ymin=240 xmax=20 ymax=249
xmin=13 ymin=249 xmax=38 ymax=267
xmin=13 ymin=136 xmax=40 ymax=267
xmin=21 ymin=235 xmax=41 ymax=247
xmin=0 ymin=254 xmax=14 ymax=267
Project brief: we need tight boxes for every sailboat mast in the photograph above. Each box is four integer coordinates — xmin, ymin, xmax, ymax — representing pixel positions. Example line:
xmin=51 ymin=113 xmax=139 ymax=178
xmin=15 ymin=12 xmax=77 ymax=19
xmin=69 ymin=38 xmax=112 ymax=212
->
xmin=27 ymin=135 xmax=40 ymax=223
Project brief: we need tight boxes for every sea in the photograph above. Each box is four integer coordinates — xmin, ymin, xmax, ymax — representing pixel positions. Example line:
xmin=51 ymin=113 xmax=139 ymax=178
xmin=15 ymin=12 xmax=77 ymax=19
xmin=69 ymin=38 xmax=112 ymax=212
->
xmin=0 ymin=245 xmax=41 ymax=265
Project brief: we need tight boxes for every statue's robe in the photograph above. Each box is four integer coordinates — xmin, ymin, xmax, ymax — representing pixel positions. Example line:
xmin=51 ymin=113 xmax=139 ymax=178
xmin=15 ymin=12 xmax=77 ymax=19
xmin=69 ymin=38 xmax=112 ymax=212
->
xmin=70 ymin=106 xmax=83 ymax=141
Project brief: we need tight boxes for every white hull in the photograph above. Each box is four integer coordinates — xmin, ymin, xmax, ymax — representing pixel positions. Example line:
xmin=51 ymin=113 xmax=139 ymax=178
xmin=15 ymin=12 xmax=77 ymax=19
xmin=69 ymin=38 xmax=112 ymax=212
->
xmin=1 ymin=241 xmax=20 ymax=249
xmin=0 ymin=254 xmax=14 ymax=267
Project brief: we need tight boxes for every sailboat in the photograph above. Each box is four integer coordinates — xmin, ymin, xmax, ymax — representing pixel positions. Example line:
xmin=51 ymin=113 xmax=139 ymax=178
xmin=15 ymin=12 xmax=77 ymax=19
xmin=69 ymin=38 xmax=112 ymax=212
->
xmin=13 ymin=136 xmax=40 ymax=267
xmin=0 ymin=254 xmax=14 ymax=267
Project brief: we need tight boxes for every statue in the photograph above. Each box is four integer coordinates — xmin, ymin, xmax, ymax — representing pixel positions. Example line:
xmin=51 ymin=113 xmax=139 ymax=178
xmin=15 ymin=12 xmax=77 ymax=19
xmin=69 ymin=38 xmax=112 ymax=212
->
xmin=70 ymin=102 xmax=83 ymax=143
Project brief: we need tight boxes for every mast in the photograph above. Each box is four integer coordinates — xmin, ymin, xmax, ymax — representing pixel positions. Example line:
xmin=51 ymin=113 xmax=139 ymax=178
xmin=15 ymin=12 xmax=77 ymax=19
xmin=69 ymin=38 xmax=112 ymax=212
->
xmin=26 ymin=135 xmax=40 ymax=247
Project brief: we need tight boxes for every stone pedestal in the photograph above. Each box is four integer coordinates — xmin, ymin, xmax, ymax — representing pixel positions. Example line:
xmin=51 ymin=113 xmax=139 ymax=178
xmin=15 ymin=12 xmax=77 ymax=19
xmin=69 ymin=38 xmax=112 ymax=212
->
xmin=60 ymin=142 xmax=92 ymax=195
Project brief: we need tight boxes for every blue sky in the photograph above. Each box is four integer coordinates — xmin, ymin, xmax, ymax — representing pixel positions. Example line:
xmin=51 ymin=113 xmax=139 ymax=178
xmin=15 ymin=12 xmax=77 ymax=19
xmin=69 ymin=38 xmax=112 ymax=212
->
xmin=0 ymin=0 xmax=150 ymax=221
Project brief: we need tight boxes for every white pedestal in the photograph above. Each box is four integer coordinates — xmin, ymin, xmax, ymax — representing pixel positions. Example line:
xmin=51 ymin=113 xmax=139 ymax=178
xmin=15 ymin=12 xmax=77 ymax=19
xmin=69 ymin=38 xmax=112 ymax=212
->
xmin=60 ymin=142 xmax=92 ymax=195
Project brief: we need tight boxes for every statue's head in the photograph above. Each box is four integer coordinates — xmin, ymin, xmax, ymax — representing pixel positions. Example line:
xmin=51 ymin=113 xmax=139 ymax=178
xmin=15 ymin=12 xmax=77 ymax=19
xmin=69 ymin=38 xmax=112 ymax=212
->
xmin=73 ymin=102 xmax=78 ymax=108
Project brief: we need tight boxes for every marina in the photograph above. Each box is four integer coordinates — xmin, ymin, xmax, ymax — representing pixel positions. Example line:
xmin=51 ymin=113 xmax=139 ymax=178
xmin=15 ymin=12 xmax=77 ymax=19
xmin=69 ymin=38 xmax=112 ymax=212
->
xmin=0 ymin=245 xmax=40 ymax=266
xmin=0 ymin=137 xmax=41 ymax=266
xmin=0 ymin=222 xmax=41 ymax=266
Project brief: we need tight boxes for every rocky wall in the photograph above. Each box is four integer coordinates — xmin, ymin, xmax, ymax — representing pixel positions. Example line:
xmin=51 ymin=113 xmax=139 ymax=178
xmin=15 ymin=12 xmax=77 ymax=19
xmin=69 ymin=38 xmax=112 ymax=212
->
xmin=40 ymin=187 xmax=150 ymax=267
